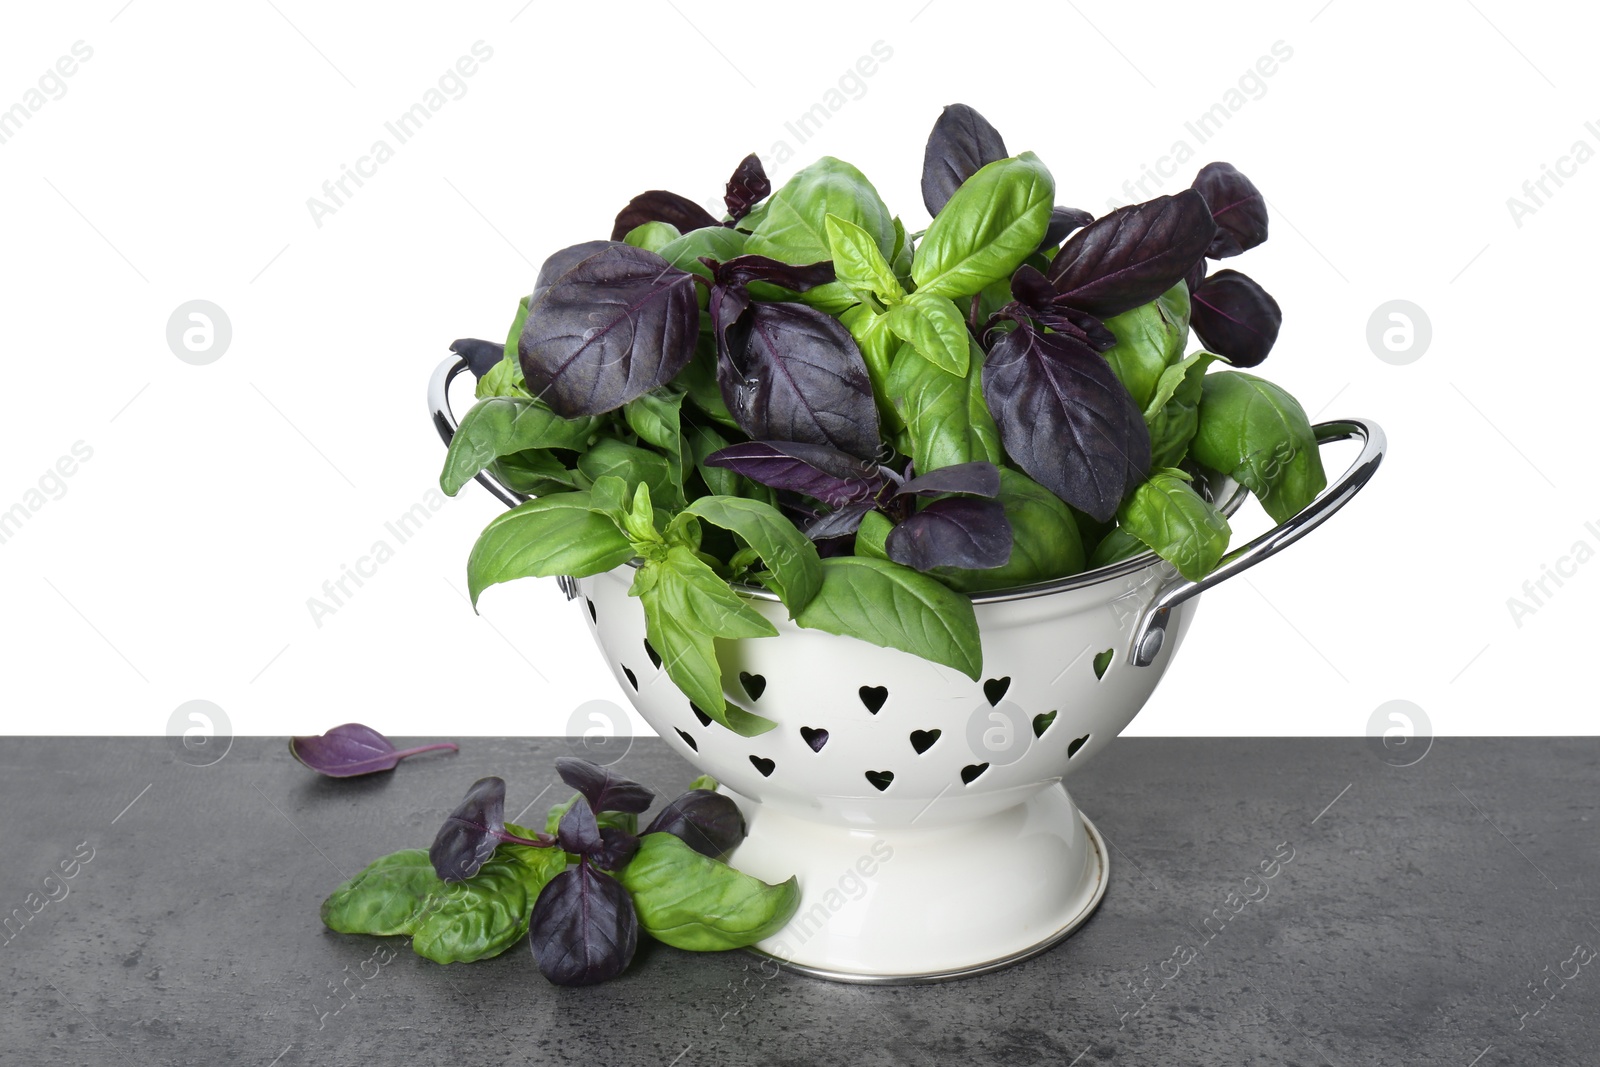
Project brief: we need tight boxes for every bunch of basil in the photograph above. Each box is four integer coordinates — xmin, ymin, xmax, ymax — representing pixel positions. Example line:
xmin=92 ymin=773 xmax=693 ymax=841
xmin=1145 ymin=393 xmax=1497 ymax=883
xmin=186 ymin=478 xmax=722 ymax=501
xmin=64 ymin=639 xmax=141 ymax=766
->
xmin=443 ymin=104 xmax=1325 ymax=735
xmin=321 ymin=758 xmax=797 ymax=985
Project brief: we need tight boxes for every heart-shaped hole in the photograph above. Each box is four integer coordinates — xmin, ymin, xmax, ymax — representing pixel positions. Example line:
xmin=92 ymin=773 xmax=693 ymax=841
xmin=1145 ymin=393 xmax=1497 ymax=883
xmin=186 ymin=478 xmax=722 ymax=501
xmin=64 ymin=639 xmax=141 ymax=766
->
xmin=644 ymin=639 xmax=661 ymax=669
xmin=621 ymin=666 xmax=638 ymax=691
xmin=910 ymin=729 xmax=941 ymax=755
xmin=961 ymin=763 xmax=989 ymax=785
xmin=800 ymin=727 xmax=829 ymax=752
xmin=1093 ymin=649 xmax=1113 ymax=680
xmin=586 ymin=598 xmax=597 ymax=624
xmin=739 ymin=672 xmax=767 ymax=702
xmin=983 ymin=677 xmax=1011 ymax=705
xmin=675 ymin=728 xmax=698 ymax=752
xmin=690 ymin=703 xmax=713 ymax=728
xmin=750 ymin=755 xmax=776 ymax=777
xmin=865 ymin=770 xmax=894 ymax=792
xmin=1067 ymin=733 xmax=1090 ymax=759
xmin=1032 ymin=710 xmax=1057 ymax=738
xmin=859 ymin=685 xmax=888 ymax=714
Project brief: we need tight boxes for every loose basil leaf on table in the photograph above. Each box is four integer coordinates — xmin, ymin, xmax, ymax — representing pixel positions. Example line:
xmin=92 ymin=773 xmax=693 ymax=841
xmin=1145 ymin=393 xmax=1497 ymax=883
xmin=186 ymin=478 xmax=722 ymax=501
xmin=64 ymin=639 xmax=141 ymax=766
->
xmin=1115 ymin=468 xmax=1232 ymax=582
xmin=320 ymin=849 xmax=447 ymax=936
xmin=1190 ymin=370 xmax=1326 ymax=525
xmin=620 ymin=833 xmax=800 ymax=951
xmin=528 ymin=861 xmax=639 ymax=986
xmin=413 ymin=844 xmax=566 ymax=965
xmin=912 ymin=152 xmax=1055 ymax=300
xmin=920 ymin=102 xmax=1010 ymax=218
xmin=430 ymin=775 xmax=555 ymax=883
xmin=796 ymin=556 xmax=983 ymax=679
xmin=466 ymin=492 xmax=634 ymax=606
xmin=439 ymin=397 xmax=600 ymax=496
xmin=554 ymin=756 xmax=656 ymax=815
xmin=1189 ymin=269 xmax=1281 ymax=368
xmin=981 ymin=320 xmax=1151 ymax=524
xmin=643 ymin=790 xmax=747 ymax=858
xmin=290 ymin=724 xmax=458 ymax=778
xmin=1045 ymin=189 xmax=1215 ymax=319
xmin=519 ymin=243 xmax=700 ymax=418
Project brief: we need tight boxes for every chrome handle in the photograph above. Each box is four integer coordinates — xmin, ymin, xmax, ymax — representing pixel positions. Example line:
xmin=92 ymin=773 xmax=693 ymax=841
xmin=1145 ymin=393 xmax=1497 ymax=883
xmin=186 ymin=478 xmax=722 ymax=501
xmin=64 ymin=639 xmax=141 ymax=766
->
xmin=1129 ymin=417 xmax=1386 ymax=667
xmin=428 ymin=355 xmax=526 ymax=509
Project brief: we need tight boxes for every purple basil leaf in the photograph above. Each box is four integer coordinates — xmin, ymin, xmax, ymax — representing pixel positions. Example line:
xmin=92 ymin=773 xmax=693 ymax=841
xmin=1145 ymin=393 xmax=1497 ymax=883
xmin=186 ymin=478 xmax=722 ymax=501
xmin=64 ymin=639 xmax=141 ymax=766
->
xmin=643 ymin=790 xmax=747 ymax=858
xmin=886 ymin=497 xmax=1013 ymax=572
xmin=1189 ymin=269 xmax=1282 ymax=368
xmin=428 ymin=776 xmax=553 ymax=882
xmin=1184 ymin=256 xmax=1207 ymax=294
xmin=982 ymin=322 xmax=1151 ymax=523
xmin=610 ymin=189 xmax=719 ymax=241
xmin=708 ymin=254 xmax=836 ymax=293
xmin=558 ymin=800 xmax=604 ymax=856
xmin=554 ymin=756 xmax=655 ymax=815
xmin=1045 ymin=189 xmax=1215 ymax=319
xmin=715 ymin=300 xmax=882 ymax=460
xmin=592 ymin=827 xmax=641 ymax=871
xmin=706 ymin=441 xmax=883 ymax=508
xmin=1039 ymin=206 xmax=1095 ymax=251
xmin=921 ymin=103 xmax=1009 ymax=218
xmin=450 ymin=337 xmax=504 ymax=380
xmin=724 ymin=154 xmax=771 ymax=223
xmin=1009 ymin=266 xmax=1116 ymax=352
xmin=1192 ymin=162 xmax=1268 ymax=259
xmin=533 ymin=240 xmax=616 ymax=303
xmin=898 ymin=461 xmax=1001 ymax=500
xmin=805 ymin=499 xmax=877 ymax=541
xmin=529 ymin=863 xmax=639 ymax=986
xmin=519 ymin=244 xmax=699 ymax=417
xmin=288 ymin=723 xmax=457 ymax=779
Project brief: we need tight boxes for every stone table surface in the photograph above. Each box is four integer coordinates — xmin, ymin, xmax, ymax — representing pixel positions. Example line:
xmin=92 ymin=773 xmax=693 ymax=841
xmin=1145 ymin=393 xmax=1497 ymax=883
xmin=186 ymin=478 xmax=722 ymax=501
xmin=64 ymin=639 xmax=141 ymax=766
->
xmin=1 ymin=736 xmax=1596 ymax=1066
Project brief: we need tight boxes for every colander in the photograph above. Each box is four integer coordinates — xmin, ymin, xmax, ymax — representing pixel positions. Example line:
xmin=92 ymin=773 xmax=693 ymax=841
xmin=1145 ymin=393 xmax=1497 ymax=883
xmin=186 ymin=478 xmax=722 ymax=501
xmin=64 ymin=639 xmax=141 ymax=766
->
xmin=431 ymin=355 xmax=1385 ymax=982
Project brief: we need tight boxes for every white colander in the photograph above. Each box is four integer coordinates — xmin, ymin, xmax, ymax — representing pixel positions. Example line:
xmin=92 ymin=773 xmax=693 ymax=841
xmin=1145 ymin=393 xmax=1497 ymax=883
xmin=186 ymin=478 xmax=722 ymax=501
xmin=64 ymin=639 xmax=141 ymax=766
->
xmin=432 ymin=356 xmax=1385 ymax=982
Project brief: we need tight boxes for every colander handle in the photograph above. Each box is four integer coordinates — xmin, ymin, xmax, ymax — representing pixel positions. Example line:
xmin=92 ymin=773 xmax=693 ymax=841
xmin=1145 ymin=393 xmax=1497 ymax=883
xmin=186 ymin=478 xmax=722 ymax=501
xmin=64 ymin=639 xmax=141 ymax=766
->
xmin=1128 ymin=417 xmax=1386 ymax=667
xmin=429 ymin=355 xmax=527 ymax=509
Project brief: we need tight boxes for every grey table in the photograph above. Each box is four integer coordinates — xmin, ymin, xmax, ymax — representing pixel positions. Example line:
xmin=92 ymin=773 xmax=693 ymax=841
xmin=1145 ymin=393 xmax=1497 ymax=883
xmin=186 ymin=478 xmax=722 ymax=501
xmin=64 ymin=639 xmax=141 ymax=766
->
xmin=1 ymin=737 xmax=1595 ymax=1066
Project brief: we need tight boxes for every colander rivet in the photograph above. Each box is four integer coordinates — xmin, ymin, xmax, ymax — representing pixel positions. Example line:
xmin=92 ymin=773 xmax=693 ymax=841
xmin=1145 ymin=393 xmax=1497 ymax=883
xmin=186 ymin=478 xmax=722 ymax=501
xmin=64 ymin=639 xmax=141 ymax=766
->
xmin=1138 ymin=629 xmax=1164 ymax=663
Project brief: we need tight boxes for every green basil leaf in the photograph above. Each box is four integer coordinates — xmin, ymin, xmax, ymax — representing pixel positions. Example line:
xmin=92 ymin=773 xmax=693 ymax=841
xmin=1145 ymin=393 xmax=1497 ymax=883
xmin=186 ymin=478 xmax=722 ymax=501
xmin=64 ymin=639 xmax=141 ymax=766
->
xmin=1088 ymin=525 xmax=1148 ymax=568
xmin=660 ymin=225 xmax=748 ymax=284
xmin=824 ymin=212 xmax=904 ymax=304
xmin=620 ymin=833 xmax=799 ymax=951
xmin=853 ymin=509 xmax=893 ymax=561
xmin=320 ymin=849 xmax=442 ymax=936
xmin=684 ymin=423 xmax=774 ymax=505
xmin=488 ymin=449 xmax=581 ymax=497
xmin=1102 ymin=282 xmax=1191 ymax=411
xmin=886 ymin=292 xmax=970 ymax=376
xmin=441 ymin=397 xmax=601 ymax=496
xmin=911 ymin=152 xmax=1054 ymax=299
xmin=623 ymin=221 xmax=681 ymax=253
xmin=680 ymin=330 xmax=740 ymax=429
xmin=1144 ymin=351 xmax=1221 ymax=469
xmin=890 ymin=215 xmax=913 ymax=279
xmin=1144 ymin=350 xmax=1220 ymax=421
xmin=837 ymin=304 xmax=905 ymax=433
xmin=654 ymin=547 xmax=776 ymax=640
xmin=681 ymin=496 xmax=823 ymax=613
xmin=885 ymin=335 xmax=1002 ymax=472
xmin=624 ymin=390 xmax=687 ymax=500
xmin=467 ymin=493 xmax=633 ymax=605
xmin=577 ymin=437 xmax=680 ymax=510
xmin=1191 ymin=371 xmax=1326 ymax=524
xmin=742 ymin=157 xmax=896 ymax=314
xmin=1116 ymin=468 xmax=1231 ymax=582
xmin=411 ymin=843 xmax=567 ymax=964
xmin=936 ymin=468 xmax=1083 ymax=591
xmin=476 ymin=297 xmax=533 ymax=399
xmin=639 ymin=590 xmax=776 ymax=737
xmin=796 ymin=556 xmax=982 ymax=679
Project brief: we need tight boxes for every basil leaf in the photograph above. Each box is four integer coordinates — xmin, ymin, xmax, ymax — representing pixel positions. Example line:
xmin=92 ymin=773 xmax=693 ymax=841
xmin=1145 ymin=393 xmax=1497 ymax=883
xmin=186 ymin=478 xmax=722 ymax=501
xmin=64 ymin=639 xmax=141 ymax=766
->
xmin=410 ymin=843 xmax=567 ymax=964
xmin=476 ymin=298 xmax=533 ymax=400
xmin=519 ymin=244 xmax=699 ymax=417
xmin=1046 ymin=189 xmax=1215 ymax=319
xmin=467 ymin=493 xmax=634 ymax=606
xmin=912 ymin=152 xmax=1054 ymax=299
xmin=853 ymin=509 xmax=893 ymax=561
xmin=654 ymin=546 xmax=777 ymax=640
xmin=441 ymin=397 xmax=601 ymax=496
xmin=981 ymin=321 xmax=1151 ymax=523
xmin=886 ymin=292 xmax=971 ymax=376
xmin=724 ymin=153 xmax=770 ymax=222
xmin=489 ymin=449 xmax=580 ymax=497
xmin=685 ymin=424 xmax=774 ymax=505
xmin=1192 ymin=162 xmax=1268 ymax=258
xmin=1088 ymin=525 xmax=1147 ymax=568
xmin=920 ymin=103 xmax=1010 ymax=218
xmin=796 ymin=556 xmax=982 ymax=680
xmin=639 ymin=591 xmax=777 ymax=737
xmin=886 ymin=497 xmax=1011 ymax=572
xmin=528 ymin=862 xmax=638 ymax=985
xmin=824 ymin=212 xmax=904 ymax=304
xmin=320 ymin=849 xmax=442 ymax=936
xmin=1101 ymin=282 xmax=1191 ymax=411
xmin=623 ymin=221 xmax=681 ymax=253
xmin=1116 ymin=468 xmax=1231 ymax=582
xmin=742 ymin=156 xmax=896 ymax=314
xmin=659 ymin=225 xmax=748 ymax=283
xmin=937 ymin=468 xmax=1084 ymax=592
xmin=680 ymin=496 xmax=823 ymax=612
xmin=1145 ymin=352 xmax=1222 ymax=470
xmin=885 ymin=335 xmax=1002 ymax=472
xmin=1189 ymin=269 xmax=1281 ymax=368
xmin=642 ymin=791 xmax=746 ymax=859
xmin=1190 ymin=371 xmax=1326 ymax=524
xmin=838 ymin=303 xmax=905 ymax=432
xmin=680 ymin=330 xmax=740 ymax=429
xmin=577 ymin=437 xmax=679 ymax=509
xmin=620 ymin=833 xmax=799 ymax=951
xmin=610 ymin=190 xmax=718 ymax=242
xmin=623 ymin=390 xmax=687 ymax=500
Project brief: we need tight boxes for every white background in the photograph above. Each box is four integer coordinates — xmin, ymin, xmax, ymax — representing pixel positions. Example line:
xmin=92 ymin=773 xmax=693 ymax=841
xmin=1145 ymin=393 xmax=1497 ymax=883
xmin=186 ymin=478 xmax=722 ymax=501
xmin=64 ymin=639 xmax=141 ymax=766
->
xmin=1 ymin=0 xmax=1594 ymax=739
